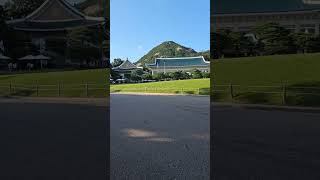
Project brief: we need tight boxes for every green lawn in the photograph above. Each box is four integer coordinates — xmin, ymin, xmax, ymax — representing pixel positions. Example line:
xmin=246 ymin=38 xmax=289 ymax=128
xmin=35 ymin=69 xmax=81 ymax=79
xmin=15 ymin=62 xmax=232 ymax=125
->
xmin=0 ymin=69 xmax=109 ymax=97
xmin=212 ymin=53 xmax=320 ymax=106
xmin=111 ymin=79 xmax=210 ymax=95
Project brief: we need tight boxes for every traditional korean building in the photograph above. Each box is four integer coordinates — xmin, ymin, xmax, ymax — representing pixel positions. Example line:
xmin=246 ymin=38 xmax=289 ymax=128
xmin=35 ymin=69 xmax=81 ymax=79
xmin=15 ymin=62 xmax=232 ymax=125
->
xmin=5 ymin=0 xmax=106 ymax=66
xmin=212 ymin=0 xmax=320 ymax=34
xmin=112 ymin=59 xmax=143 ymax=78
xmin=145 ymin=56 xmax=210 ymax=75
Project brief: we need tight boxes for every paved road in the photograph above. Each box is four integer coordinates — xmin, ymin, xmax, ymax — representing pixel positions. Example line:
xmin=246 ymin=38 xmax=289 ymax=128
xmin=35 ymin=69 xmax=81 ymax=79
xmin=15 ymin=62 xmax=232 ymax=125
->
xmin=212 ymin=105 xmax=320 ymax=180
xmin=4 ymin=95 xmax=318 ymax=179
xmin=0 ymin=99 xmax=108 ymax=180
xmin=110 ymin=94 xmax=210 ymax=180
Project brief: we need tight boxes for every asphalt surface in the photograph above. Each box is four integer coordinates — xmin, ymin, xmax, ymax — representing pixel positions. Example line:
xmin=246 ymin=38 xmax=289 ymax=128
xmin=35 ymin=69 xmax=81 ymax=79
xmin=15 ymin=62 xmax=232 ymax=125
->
xmin=110 ymin=94 xmax=210 ymax=180
xmin=3 ymin=94 xmax=320 ymax=180
xmin=0 ymin=99 xmax=108 ymax=180
xmin=212 ymin=105 xmax=320 ymax=180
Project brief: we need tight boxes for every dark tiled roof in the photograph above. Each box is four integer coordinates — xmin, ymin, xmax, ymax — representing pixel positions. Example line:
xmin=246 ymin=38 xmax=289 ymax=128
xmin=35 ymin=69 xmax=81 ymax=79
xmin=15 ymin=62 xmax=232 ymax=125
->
xmin=7 ymin=20 xmax=103 ymax=31
xmin=113 ymin=60 xmax=138 ymax=70
xmin=146 ymin=57 xmax=210 ymax=68
xmin=212 ymin=0 xmax=320 ymax=14
xmin=6 ymin=0 xmax=105 ymax=31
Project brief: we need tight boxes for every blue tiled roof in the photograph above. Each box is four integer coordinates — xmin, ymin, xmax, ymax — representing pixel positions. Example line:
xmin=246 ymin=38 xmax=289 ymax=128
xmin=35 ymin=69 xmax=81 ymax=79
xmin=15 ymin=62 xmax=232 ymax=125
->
xmin=213 ymin=0 xmax=320 ymax=14
xmin=146 ymin=56 xmax=210 ymax=68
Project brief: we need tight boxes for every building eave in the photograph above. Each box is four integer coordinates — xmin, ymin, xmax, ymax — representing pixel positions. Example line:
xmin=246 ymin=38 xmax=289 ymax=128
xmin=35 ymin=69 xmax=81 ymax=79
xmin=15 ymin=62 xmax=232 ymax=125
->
xmin=146 ymin=56 xmax=210 ymax=68
xmin=213 ymin=9 xmax=320 ymax=17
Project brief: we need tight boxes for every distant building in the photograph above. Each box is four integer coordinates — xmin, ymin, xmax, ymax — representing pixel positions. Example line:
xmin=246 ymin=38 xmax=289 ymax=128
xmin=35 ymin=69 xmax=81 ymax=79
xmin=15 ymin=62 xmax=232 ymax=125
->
xmin=145 ymin=56 xmax=210 ymax=75
xmin=212 ymin=0 xmax=320 ymax=34
xmin=112 ymin=60 xmax=143 ymax=78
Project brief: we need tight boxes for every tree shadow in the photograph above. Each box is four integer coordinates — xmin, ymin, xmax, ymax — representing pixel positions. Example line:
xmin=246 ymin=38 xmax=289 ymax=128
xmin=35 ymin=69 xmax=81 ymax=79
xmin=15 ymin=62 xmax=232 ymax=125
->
xmin=235 ymin=92 xmax=275 ymax=104
xmin=184 ymin=90 xmax=196 ymax=95
xmin=211 ymin=92 xmax=229 ymax=102
xmin=11 ymin=89 xmax=36 ymax=97
xmin=111 ymin=89 xmax=121 ymax=93
xmin=199 ymin=88 xmax=210 ymax=95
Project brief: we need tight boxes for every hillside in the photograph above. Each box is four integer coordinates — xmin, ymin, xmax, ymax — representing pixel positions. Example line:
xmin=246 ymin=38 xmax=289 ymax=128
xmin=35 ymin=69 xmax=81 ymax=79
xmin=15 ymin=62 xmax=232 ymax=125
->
xmin=136 ymin=41 xmax=209 ymax=66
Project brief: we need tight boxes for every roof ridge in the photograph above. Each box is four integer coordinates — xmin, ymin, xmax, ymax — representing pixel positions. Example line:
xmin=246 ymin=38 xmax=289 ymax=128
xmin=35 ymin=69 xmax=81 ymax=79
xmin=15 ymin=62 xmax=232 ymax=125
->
xmin=25 ymin=0 xmax=85 ymax=21
xmin=156 ymin=56 xmax=204 ymax=60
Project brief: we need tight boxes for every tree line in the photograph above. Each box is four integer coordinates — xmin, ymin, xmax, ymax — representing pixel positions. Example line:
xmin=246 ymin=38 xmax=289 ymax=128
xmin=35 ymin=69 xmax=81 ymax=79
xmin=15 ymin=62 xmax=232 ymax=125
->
xmin=111 ymin=68 xmax=210 ymax=82
xmin=212 ymin=22 xmax=320 ymax=59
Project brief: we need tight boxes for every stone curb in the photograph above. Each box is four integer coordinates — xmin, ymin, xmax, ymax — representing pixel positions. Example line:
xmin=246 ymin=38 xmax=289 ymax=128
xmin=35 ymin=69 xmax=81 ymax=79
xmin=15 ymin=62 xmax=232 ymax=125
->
xmin=0 ymin=96 xmax=109 ymax=107
xmin=212 ymin=102 xmax=320 ymax=113
xmin=110 ymin=92 xmax=210 ymax=97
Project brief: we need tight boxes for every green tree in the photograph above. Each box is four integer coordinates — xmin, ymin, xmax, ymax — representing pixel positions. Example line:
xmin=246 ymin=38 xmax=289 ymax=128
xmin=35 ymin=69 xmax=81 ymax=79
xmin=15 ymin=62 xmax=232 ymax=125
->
xmin=142 ymin=73 xmax=153 ymax=80
xmin=110 ymin=70 xmax=120 ymax=79
xmin=202 ymin=72 xmax=210 ymax=78
xmin=253 ymin=22 xmax=296 ymax=55
xmin=191 ymin=69 xmax=203 ymax=79
xmin=182 ymin=72 xmax=191 ymax=79
xmin=130 ymin=69 xmax=144 ymax=81
xmin=153 ymin=72 xmax=166 ymax=81
xmin=7 ymin=0 xmax=45 ymax=18
xmin=130 ymin=70 xmax=142 ymax=82
xmin=67 ymin=27 xmax=101 ymax=61
xmin=112 ymin=58 xmax=124 ymax=67
xmin=212 ymin=30 xmax=229 ymax=58
xmin=292 ymin=33 xmax=320 ymax=53
xmin=171 ymin=71 xmax=184 ymax=80
xmin=0 ymin=6 xmax=6 ymax=54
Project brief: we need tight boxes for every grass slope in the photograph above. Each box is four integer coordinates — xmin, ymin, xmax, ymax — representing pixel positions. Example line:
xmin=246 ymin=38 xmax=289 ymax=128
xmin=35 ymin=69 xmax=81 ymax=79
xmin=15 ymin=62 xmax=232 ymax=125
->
xmin=0 ymin=69 xmax=109 ymax=97
xmin=111 ymin=79 xmax=210 ymax=95
xmin=212 ymin=53 xmax=320 ymax=106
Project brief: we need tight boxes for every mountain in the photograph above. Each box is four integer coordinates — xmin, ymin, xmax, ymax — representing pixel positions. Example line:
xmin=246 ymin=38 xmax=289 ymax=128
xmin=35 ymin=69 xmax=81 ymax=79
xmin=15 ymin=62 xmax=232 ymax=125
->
xmin=136 ymin=41 xmax=210 ymax=66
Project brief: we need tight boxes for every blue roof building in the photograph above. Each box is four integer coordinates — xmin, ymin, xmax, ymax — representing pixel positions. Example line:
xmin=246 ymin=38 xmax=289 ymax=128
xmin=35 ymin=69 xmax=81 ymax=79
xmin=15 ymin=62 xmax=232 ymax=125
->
xmin=212 ymin=0 xmax=320 ymax=34
xmin=145 ymin=56 xmax=210 ymax=75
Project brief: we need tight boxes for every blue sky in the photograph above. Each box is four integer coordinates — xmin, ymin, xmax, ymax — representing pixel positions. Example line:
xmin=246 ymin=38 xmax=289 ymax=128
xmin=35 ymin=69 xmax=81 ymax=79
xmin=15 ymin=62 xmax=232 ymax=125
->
xmin=110 ymin=0 xmax=210 ymax=62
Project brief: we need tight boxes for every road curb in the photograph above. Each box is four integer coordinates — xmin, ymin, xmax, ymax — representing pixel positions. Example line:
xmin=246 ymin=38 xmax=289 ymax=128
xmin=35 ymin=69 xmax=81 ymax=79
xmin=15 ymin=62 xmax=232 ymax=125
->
xmin=212 ymin=102 xmax=320 ymax=113
xmin=110 ymin=92 xmax=210 ymax=97
xmin=0 ymin=96 xmax=109 ymax=107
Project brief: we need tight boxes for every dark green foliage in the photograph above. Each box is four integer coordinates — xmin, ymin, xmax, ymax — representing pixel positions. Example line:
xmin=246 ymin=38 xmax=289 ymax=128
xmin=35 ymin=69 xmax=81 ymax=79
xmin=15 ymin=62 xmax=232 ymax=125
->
xmin=142 ymin=73 xmax=153 ymax=80
xmin=152 ymin=72 xmax=167 ymax=81
xmin=212 ymin=30 xmax=256 ymax=58
xmin=197 ymin=50 xmax=210 ymax=61
xmin=6 ymin=0 xmax=45 ymax=18
xmin=111 ymin=58 xmax=124 ymax=67
xmin=202 ymin=72 xmax=210 ymax=78
xmin=4 ymin=31 xmax=31 ymax=59
xmin=292 ymin=33 xmax=320 ymax=53
xmin=76 ymin=0 xmax=107 ymax=17
xmin=253 ymin=22 xmax=296 ymax=55
xmin=67 ymin=27 xmax=102 ymax=61
xmin=130 ymin=69 xmax=143 ymax=81
xmin=191 ymin=69 xmax=203 ymax=79
xmin=171 ymin=71 xmax=185 ymax=80
xmin=213 ymin=22 xmax=320 ymax=59
xmin=110 ymin=70 xmax=120 ymax=79
xmin=0 ymin=5 xmax=6 ymax=54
